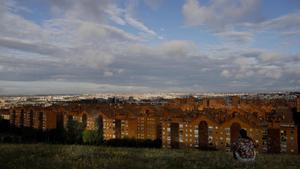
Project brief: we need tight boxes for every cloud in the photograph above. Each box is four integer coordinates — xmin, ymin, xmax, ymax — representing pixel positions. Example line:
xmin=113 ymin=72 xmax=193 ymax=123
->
xmin=105 ymin=5 xmax=126 ymax=25
xmin=49 ymin=0 xmax=159 ymax=38
xmin=285 ymin=63 xmax=300 ymax=75
xmin=144 ymin=0 xmax=165 ymax=10
xmin=257 ymin=66 xmax=282 ymax=79
xmin=49 ymin=0 xmax=112 ymax=22
xmin=103 ymin=71 xmax=114 ymax=77
xmin=0 ymin=7 xmax=43 ymax=41
xmin=215 ymin=31 xmax=254 ymax=43
xmin=159 ymin=40 xmax=198 ymax=58
xmin=221 ymin=69 xmax=231 ymax=78
xmin=0 ymin=37 xmax=66 ymax=57
xmin=0 ymin=1 xmax=210 ymax=92
xmin=124 ymin=14 xmax=157 ymax=37
xmin=281 ymin=31 xmax=300 ymax=37
xmin=234 ymin=57 xmax=257 ymax=67
xmin=181 ymin=0 xmax=261 ymax=44
xmin=258 ymin=52 xmax=280 ymax=62
xmin=0 ymin=16 xmax=135 ymax=69
xmin=182 ymin=0 xmax=261 ymax=29
xmin=125 ymin=40 xmax=199 ymax=60
xmin=259 ymin=11 xmax=300 ymax=31
xmin=0 ymin=1 xmax=137 ymax=75
xmin=0 ymin=80 xmax=152 ymax=95
xmin=181 ymin=0 xmax=300 ymax=47
xmin=217 ymin=49 xmax=300 ymax=80
xmin=237 ymin=11 xmax=300 ymax=37
xmin=0 ymin=0 xmax=299 ymax=94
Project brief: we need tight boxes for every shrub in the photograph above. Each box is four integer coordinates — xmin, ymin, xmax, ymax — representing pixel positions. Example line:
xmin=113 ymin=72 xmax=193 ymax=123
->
xmin=82 ymin=130 xmax=102 ymax=145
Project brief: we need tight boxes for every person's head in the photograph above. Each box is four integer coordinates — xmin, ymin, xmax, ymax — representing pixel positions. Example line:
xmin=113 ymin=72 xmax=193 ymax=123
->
xmin=240 ymin=129 xmax=247 ymax=138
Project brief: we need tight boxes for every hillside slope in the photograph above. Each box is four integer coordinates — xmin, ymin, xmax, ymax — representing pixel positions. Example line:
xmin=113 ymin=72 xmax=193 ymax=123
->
xmin=0 ymin=144 xmax=299 ymax=169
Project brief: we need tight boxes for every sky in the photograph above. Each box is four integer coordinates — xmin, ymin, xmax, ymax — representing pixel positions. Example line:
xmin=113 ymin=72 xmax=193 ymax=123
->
xmin=0 ymin=0 xmax=300 ymax=95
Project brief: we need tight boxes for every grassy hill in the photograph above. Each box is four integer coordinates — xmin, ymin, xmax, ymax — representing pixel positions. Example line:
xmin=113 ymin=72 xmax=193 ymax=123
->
xmin=0 ymin=144 xmax=299 ymax=169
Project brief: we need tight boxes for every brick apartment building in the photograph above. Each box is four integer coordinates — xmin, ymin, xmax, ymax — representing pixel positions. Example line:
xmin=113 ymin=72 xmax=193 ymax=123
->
xmin=8 ymin=96 xmax=300 ymax=154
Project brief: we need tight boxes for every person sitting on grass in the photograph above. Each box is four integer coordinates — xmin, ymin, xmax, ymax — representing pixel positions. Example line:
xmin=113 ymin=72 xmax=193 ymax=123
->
xmin=231 ymin=129 xmax=256 ymax=162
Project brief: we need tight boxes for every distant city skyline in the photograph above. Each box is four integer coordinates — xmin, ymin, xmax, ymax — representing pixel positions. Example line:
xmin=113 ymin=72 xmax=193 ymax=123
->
xmin=0 ymin=0 xmax=300 ymax=95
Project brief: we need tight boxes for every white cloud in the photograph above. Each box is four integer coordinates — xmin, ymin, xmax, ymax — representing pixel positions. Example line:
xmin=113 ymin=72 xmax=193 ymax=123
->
xmin=182 ymin=0 xmax=260 ymax=29
xmin=105 ymin=5 xmax=126 ymax=25
xmin=257 ymin=66 xmax=282 ymax=79
xmin=234 ymin=57 xmax=257 ymax=67
xmin=258 ymin=52 xmax=280 ymax=62
xmin=215 ymin=31 xmax=254 ymax=43
xmin=221 ymin=69 xmax=231 ymax=78
xmin=125 ymin=14 xmax=157 ymax=37
xmin=237 ymin=11 xmax=300 ymax=36
xmin=49 ymin=0 xmax=112 ymax=23
xmin=125 ymin=40 xmax=199 ymax=59
xmin=160 ymin=40 xmax=198 ymax=58
xmin=49 ymin=0 xmax=159 ymax=38
xmin=259 ymin=11 xmax=300 ymax=31
xmin=182 ymin=0 xmax=261 ymax=45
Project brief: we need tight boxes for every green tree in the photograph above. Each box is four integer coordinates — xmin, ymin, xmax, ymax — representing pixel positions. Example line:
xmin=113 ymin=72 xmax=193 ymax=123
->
xmin=65 ymin=119 xmax=84 ymax=144
xmin=82 ymin=130 xmax=98 ymax=145
xmin=82 ymin=117 xmax=103 ymax=145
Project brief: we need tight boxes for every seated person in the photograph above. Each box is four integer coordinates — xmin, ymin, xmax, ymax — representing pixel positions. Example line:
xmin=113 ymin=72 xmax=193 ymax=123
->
xmin=231 ymin=129 xmax=256 ymax=162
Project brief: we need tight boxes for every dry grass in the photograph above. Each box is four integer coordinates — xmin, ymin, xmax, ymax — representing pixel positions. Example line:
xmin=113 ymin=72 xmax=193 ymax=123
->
xmin=0 ymin=144 xmax=299 ymax=169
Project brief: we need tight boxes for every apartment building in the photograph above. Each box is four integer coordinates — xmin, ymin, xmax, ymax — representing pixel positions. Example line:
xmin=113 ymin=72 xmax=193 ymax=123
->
xmin=8 ymin=96 xmax=300 ymax=154
xmin=161 ymin=109 xmax=298 ymax=154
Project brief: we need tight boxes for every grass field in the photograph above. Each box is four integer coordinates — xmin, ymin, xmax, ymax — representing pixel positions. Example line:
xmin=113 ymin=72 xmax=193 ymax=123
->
xmin=0 ymin=144 xmax=299 ymax=169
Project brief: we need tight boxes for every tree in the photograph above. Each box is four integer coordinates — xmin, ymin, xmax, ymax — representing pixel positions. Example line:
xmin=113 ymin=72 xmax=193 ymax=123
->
xmin=65 ymin=119 xmax=84 ymax=144
xmin=82 ymin=130 xmax=99 ymax=145
xmin=0 ymin=116 xmax=9 ymax=133
xmin=82 ymin=117 xmax=103 ymax=145
xmin=96 ymin=116 xmax=103 ymax=143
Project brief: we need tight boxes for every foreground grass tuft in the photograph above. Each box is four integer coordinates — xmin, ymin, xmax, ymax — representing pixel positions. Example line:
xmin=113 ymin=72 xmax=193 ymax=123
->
xmin=0 ymin=144 xmax=299 ymax=169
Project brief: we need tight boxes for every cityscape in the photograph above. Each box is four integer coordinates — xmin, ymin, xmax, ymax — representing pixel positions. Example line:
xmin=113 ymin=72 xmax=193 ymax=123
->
xmin=1 ymin=0 xmax=300 ymax=168
xmin=1 ymin=92 xmax=300 ymax=154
